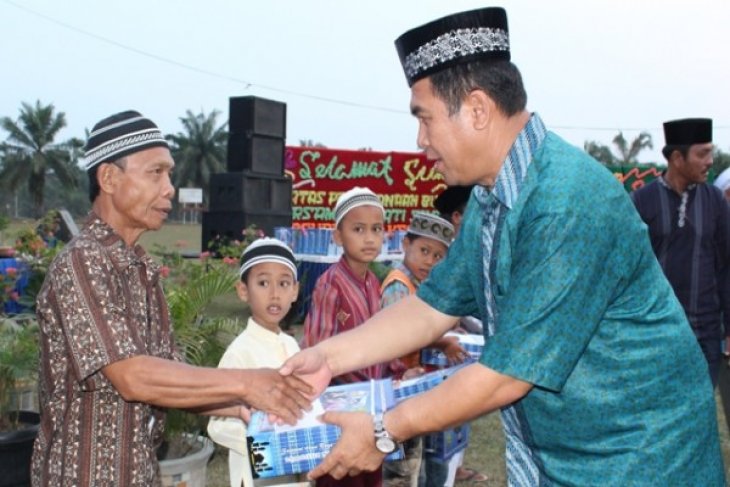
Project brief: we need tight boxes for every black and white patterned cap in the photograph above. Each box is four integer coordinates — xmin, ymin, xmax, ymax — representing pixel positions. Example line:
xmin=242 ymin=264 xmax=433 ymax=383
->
xmin=240 ymin=237 xmax=298 ymax=281
xmin=408 ymin=212 xmax=455 ymax=247
xmin=83 ymin=110 xmax=169 ymax=170
xmin=395 ymin=7 xmax=510 ymax=87
xmin=333 ymin=187 xmax=385 ymax=226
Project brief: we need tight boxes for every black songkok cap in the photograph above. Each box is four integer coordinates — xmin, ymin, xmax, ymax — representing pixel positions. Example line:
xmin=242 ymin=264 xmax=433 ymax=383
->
xmin=663 ymin=118 xmax=713 ymax=147
xmin=83 ymin=110 xmax=169 ymax=170
xmin=434 ymin=185 xmax=474 ymax=216
xmin=395 ymin=7 xmax=510 ymax=87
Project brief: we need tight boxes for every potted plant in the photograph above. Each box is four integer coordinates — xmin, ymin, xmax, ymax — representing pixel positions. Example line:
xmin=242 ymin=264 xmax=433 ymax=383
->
xmin=0 ymin=211 xmax=64 ymax=485
xmin=0 ymin=213 xmax=12 ymax=257
xmin=0 ymin=314 xmax=40 ymax=487
xmin=154 ymin=247 xmax=243 ymax=487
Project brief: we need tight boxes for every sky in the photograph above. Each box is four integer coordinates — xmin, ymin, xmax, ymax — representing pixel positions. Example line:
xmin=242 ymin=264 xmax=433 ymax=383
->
xmin=1 ymin=0 xmax=729 ymax=165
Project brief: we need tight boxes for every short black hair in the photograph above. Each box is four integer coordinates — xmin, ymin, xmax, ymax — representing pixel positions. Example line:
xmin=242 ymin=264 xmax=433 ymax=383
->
xmin=404 ymin=232 xmax=419 ymax=243
xmin=240 ymin=269 xmax=251 ymax=284
xmin=429 ymin=60 xmax=527 ymax=117
xmin=662 ymin=145 xmax=690 ymax=162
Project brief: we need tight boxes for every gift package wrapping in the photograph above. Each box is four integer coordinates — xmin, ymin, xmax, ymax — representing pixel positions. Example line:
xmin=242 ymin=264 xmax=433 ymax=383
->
xmin=247 ymin=378 xmax=402 ymax=479
xmin=394 ymin=363 xmax=471 ymax=460
xmin=420 ymin=332 xmax=484 ymax=367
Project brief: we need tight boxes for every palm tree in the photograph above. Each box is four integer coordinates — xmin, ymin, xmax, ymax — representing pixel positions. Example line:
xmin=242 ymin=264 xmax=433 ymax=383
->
xmin=166 ymin=110 xmax=227 ymax=200
xmin=584 ymin=131 xmax=654 ymax=167
xmin=584 ymin=141 xmax=617 ymax=166
xmin=0 ymin=101 xmax=79 ymax=217
xmin=612 ymin=131 xmax=653 ymax=165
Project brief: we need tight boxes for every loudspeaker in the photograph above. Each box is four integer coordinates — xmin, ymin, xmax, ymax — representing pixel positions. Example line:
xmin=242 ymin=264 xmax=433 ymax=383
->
xmin=209 ymin=172 xmax=292 ymax=213
xmin=228 ymin=96 xmax=286 ymax=138
xmin=202 ymin=210 xmax=293 ymax=252
xmin=227 ymin=133 xmax=284 ymax=175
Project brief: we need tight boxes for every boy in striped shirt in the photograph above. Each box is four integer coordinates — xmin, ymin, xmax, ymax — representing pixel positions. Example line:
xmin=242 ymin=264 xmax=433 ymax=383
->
xmin=302 ymin=186 xmax=386 ymax=487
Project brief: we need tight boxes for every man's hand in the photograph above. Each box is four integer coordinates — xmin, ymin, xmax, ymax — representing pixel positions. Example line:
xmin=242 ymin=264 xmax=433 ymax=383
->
xmin=307 ymin=411 xmax=386 ymax=480
xmin=401 ymin=366 xmax=426 ymax=380
xmin=279 ymin=347 xmax=334 ymax=399
xmin=440 ymin=336 xmax=468 ymax=365
xmin=242 ymin=368 xmax=313 ymax=425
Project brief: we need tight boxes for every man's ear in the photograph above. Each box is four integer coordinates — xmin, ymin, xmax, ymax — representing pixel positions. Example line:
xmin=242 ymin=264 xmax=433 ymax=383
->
xmin=235 ymin=280 xmax=249 ymax=303
xmin=669 ymin=149 xmax=685 ymax=167
xmin=463 ymin=89 xmax=493 ymax=130
xmin=97 ymin=163 xmax=120 ymax=194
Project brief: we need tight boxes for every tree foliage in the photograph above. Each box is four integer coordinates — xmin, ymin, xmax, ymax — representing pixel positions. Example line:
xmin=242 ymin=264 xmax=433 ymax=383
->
xmin=712 ymin=147 xmax=730 ymax=176
xmin=166 ymin=110 xmax=227 ymax=201
xmin=584 ymin=131 xmax=654 ymax=166
xmin=0 ymin=101 xmax=80 ymax=217
xmin=299 ymin=139 xmax=327 ymax=148
xmin=584 ymin=141 xmax=617 ymax=166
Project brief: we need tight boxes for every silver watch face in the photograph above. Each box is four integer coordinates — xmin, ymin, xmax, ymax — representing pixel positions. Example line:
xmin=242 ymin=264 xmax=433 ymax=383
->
xmin=376 ymin=436 xmax=397 ymax=453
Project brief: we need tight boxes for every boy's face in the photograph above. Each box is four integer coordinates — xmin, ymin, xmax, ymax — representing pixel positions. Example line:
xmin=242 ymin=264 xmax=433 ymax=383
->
xmin=237 ymin=262 xmax=299 ymax=331
xmin=333 ymin=205 xmax=385 ymax=266
xmin=402 ymin=235 xmax=448 ymax=282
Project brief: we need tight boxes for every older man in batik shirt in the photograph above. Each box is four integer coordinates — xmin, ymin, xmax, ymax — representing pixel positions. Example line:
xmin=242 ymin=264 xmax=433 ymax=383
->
xmin=32 ymin=111 xmax=311 ymax=487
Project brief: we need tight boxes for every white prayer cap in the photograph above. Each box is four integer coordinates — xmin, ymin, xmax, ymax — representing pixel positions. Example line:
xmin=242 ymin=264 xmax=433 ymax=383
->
xmin=714 ymin=168 xmax=730 ymax=192
xmin=333 ymin=187 xmax=384 ymax=226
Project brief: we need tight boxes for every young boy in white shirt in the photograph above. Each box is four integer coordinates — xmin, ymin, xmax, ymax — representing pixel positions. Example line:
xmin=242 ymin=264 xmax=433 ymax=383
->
xmin=208 ymin=238 xmax=311 ymax=487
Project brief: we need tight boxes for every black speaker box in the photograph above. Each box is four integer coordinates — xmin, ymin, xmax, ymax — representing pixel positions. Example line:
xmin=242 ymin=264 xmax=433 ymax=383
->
xmin=202 ymin=210 xmax=293 ymax=252
xmin=228 ymin=96 xmax=286 ymax=138
xmin=209 ymin=172 xmax=292 ymax=213
xmin=227 ymin=133 xmax=284 ymax=175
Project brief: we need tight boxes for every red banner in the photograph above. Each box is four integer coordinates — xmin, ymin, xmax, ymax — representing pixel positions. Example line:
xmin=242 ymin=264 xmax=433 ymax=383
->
xmin=285 ymin=147 xmax=445 ymax=231
xmin=284 ymin=147 xmax=664 ymax=231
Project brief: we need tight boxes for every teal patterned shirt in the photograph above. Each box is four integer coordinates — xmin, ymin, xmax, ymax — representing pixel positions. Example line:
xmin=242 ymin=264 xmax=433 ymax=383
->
xmin=418 ymin=115 xmax=724 ymax=486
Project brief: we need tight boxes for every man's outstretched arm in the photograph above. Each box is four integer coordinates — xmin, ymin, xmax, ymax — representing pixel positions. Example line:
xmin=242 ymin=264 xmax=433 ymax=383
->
xmin=103 ymin=356 xmax=313 ymax=424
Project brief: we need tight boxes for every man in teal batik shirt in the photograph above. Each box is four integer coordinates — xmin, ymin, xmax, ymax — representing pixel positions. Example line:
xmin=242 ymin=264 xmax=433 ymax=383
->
xmin=281 ymin=7 xmax=724 ymax=486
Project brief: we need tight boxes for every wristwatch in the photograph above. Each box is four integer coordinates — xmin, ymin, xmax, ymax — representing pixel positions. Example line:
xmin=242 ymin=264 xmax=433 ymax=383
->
xmin=373 ymin=412 xmax=398 ymax=454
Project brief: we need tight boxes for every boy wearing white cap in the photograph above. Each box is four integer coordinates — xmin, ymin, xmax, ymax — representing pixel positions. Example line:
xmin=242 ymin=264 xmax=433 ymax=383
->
xmin=382 ymin=212 xmax=464 ymax=379
xmin=381 ymin=212 xmax=467 ymax=487
xmin=714 ymin=166 xmax=730 ymax=201
xmin=301 ymin=187 xmax=386 ymax=487
xmin=208 ymin=238 xmax=310 ymax=487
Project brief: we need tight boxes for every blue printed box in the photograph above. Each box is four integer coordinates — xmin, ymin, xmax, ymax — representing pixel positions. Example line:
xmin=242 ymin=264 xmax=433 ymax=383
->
xmin=420 ymin=333 xmax=484 ymax=367
xmin=393 ymin=364 xmax=467 ymax=404
xmin=423 ymin=423 xmax=470 ymax=462
xmin=393 ymin=364 xmax=471 ymax=461
xmin=247 ymin=379 xmax=402 ymax=479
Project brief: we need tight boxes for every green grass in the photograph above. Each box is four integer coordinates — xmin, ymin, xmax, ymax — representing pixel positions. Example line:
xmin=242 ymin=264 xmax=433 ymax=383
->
xmin=1 ymin=220 xmax=36 ymax=246
xmin=5 ymin=219 xmax=730 ymax=485
xmin=1 ymin=220 xmax=201 ymax=252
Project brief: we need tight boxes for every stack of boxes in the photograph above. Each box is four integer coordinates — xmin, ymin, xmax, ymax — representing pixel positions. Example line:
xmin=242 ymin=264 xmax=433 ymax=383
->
xmin=420 ymin=333 xmax=484 ymax=367
xmin=394 ymin=364 xmax=472 ymax=461
xmin=202 ymin=96 xmax=293 ymax=252
xmin=247 ymin=379 xmax=402 ymax=479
